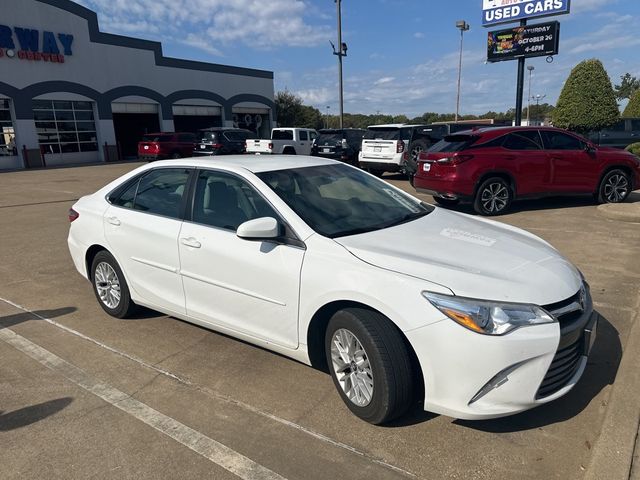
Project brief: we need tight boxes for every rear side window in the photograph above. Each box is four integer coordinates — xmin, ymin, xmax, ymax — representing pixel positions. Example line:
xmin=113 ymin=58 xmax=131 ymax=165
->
xmin=503 ymin=131 xmax=542 ymax=150
xmin=300 ymin=131 xmax=309 ymax=141
xmin=111 ymin=178 xmax=139 ymax=208
xmin=542 ymin=131 xmax=584 ymax=150
xmin=363 ymin=128 xmax=400 ymax=140
xmin=130 ymin=169 xmax=191 ymax=219
xmin=429 ymin=135 xmax=479 ymax=153
xmin=272 ymin=130 xmax=294 ymax=140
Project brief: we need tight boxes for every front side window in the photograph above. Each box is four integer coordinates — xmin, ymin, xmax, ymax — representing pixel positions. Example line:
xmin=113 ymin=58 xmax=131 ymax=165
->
xmin=299 ymin=131 xmax=309 ymax=141
xmin=0 ymin=99 xmax=16 ymax=156
xmin=542 ymin=131 xmax=584 ymax=151
xmin=34 ymin=100 xmax=97 ymax=154
xmin=258 ymin=164 xmax=432 ymax=238
xmin=192 ymin=170 xmax=279 ymax=232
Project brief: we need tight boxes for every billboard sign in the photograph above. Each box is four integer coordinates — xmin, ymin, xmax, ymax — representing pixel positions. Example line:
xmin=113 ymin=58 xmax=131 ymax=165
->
xmin=487 ymin=21 xmax=560 ymax=62
xmin=483 ymin=0 xmax=570 ymax=27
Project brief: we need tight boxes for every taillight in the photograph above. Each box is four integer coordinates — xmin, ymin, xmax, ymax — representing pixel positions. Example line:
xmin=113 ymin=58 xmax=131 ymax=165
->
xmin=268 ymin=142 xmax=274 ymax=150
xmin=68 ymin=208 xmax=79 ymax=223
xmin=341 ymin=139 xmax=348 ymax=149
xmin=437 ymin=154 xmax=474 ymax=166
xmin=151 ymin=143 xmax=160 ymax=153
xmin=211 ymin=143 xmax=224 ymax=149
xmin=397 ymin=140 xmax=405 ymax=154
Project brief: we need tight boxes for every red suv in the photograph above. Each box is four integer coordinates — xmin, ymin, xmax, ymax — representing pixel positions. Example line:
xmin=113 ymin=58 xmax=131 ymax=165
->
xmin=138 ymin=132 xmax=197 ymax=161
xmin=414 ymin=126 xmax=640 ymax=215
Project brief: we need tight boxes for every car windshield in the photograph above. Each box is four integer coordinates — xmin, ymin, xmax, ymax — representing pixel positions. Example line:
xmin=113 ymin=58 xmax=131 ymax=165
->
xmin=316 ymin=133 xmax=344 ymax=144
xmin=142 ymin=135 xmax=172 ymax=143
xmin=199 ymin=132 xmax=219 ymax=142
xmin=429 ymin=135 xmax=479 ymax=152
xmin=363 ymin=128 xmax=401 ymax=140
xmin=257 ymin=164 xmax=433 ymax=238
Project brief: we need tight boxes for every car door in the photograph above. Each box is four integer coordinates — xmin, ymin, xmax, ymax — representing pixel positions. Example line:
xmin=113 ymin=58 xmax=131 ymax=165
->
xmin=298 ymin=130 xmax=310 ymax=154
xmin=178 ymin=169 xmax=305 ymax=349
xmin=541 ymin=130 xmax=599 ymax=191
xmin=499 ymin=131 xmax=551 ymax=195
xmin=104 ymin=167 xmax=192 ymax=314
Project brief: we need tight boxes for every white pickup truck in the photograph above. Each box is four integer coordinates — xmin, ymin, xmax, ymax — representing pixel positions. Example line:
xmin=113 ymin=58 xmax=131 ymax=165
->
xmin=246 ymin=128 xmax=318 ymax=155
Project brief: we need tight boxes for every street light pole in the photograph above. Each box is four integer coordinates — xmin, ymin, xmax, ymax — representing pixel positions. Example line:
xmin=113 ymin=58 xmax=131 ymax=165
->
xmin=325 ymin=105 xmax=330 ymax=129
xmin=455 ymin=20 xmax=470 ymax=123
xmin=527 ymin=65 xmax=534 ymax=126
xmin=533 ymin=94 xmax=546 ymax=123
xmin=332 ymin=0 xmax=347 ymax=129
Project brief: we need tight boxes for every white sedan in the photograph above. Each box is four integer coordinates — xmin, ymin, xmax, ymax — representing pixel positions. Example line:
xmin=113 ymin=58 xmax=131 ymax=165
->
xmin=68 ymin=156 xmax=597 ymax=424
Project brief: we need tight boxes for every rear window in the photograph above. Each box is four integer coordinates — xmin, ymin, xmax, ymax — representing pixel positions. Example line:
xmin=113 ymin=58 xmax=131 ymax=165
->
xmin=142 ymin=135 xmax=172 ymax=143
xmin=364 ymin=128 xmax=400 ymax=140
xmin=272 ymin=130 xmax=294 ymax=140
xmin=429 ymin=135 xmax=479 ymax=153
xmin=200 ymin=132 xmax=219 ymax=142
xmin=316 ymin=133 xmax=344 ymax=144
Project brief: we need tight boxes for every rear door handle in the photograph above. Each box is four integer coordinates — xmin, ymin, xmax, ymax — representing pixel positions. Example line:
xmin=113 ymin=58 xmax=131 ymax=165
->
xmin=180 ymin=237 xmax=201 ymax=249
xmin=107 ymin=216 xmax=121 ymax=226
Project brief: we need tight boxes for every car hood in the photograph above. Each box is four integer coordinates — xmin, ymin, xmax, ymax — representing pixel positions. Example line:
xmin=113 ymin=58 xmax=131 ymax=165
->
xmin=334 ymin=208 xmax=581 ymax=306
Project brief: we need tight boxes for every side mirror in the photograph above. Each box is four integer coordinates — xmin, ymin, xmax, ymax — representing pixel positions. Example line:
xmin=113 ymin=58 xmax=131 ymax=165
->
xmin=237 ymin=217 xmax=281 ymax=241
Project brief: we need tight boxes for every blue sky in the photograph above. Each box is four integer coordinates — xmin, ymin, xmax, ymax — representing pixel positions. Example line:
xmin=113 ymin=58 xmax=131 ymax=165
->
xmin=75 ymin=0 xmax=640 ymax=117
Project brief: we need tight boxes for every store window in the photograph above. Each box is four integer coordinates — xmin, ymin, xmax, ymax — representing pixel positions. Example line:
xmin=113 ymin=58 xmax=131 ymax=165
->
xmin=33 ymin=100 xmax=98 ymax=154
xmin=0 ymin=100 xmax=17 ymax=157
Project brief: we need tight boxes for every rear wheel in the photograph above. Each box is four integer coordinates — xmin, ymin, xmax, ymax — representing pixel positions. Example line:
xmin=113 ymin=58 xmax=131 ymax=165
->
xmin=283 ymin=148 xmax=296 ymax=155
xmin=407 ymin=140 xmax=429 ymax=178
xmin=325 ymin=308 xmax=414 ymax=425
xmin=91 ymin=251 xmax=137 ymax=319
xmin=473 ymin=177 xmax=513 ymax=216
xmin=597 ymin=169 xmax=631 ymax=204
xmin=366 ymin=168 xmax=385 ymax=177
xmin=170 ymin=151 xmax=181 ymax=159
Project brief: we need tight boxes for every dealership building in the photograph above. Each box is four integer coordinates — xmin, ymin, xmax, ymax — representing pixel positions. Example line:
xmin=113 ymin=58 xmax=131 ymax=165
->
xmin=0 ymin=0 xmax=276 ymax=170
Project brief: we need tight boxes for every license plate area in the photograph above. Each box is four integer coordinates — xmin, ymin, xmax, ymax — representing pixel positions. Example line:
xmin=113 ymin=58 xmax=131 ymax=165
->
xmin=423 ymin=163 xmax=431 ymax=172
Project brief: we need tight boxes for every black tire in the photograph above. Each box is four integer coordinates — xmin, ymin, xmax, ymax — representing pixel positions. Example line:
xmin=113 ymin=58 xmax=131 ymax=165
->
xmin=597 ymin=169 xmax=631 ymax=204
xmin=473 ymin=177 xmax=513 ymax=216
xmin=406 ymin=139 xmax=430 ymax=178
xmin=283 ymin=148 xmax=296 ymax=155
xmin=433 ymin=196 xmax=460 ymax=208
xmin=91 ymin=250 xmax=137 ymax=319
xmin=325 ymin=308 xmax=414 ymax=425
xmin=367 ymin=168 xmax=385 ymax=177
xmin=170 ymin=152 xmax=181 ymax=159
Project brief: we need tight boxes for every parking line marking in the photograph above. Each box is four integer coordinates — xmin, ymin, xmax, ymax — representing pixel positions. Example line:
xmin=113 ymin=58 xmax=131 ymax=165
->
xmin=0 ymin=297 xmax=417 ymax=478
xmin=0 ymin=326 xmax=286 ymax=480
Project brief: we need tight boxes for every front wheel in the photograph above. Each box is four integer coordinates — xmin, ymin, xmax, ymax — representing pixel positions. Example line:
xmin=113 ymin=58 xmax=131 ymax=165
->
xmin=325 ymin=308 xmax=414 ymax=425
xmin=91 ymin=251 xmax=137 ymax=318
xmin=473 ymin=177 xmax=513 ymax=216
xmin=597 ymin=169 xmax=631 ymax=204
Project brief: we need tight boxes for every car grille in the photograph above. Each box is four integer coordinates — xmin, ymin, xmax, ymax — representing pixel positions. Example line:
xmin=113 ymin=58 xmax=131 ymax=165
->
xmin=536 ymin=288 xmax=587 ymax=399
xmin=536 ymin=337 xmax=583 ymax=399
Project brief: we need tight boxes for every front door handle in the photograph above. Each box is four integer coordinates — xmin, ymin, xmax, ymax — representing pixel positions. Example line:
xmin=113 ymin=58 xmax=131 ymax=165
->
xmin=180 ymin=237 xmax=201 ymax=249
xmin=107 ymin=216 xmax=121 ymax=226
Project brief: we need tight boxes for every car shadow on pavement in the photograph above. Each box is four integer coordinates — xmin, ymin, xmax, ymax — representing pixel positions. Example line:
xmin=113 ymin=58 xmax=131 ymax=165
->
xmin=0 ymin=398 xmax=73 ymax=431
xmin=455 ymin=311 xmax=621 ymax=433
xmin=0 ymin=307 xmax=77 ymax=330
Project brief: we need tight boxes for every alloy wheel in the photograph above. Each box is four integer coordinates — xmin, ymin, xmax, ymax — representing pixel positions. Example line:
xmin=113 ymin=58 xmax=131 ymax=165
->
xmin=94 ymin=262 xmax=121 ymax=309
xmin=480 ymin=182 xmax=509 ymax=213
xmin=603 ymin=174 xmax=629 ymax=203
xmin=330 ymin=328 xmax=374 ymax=407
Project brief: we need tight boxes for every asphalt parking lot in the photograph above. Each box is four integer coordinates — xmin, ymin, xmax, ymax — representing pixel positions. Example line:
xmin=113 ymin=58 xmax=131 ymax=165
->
xmin=1 ymin=162 xmax=639 ymax=480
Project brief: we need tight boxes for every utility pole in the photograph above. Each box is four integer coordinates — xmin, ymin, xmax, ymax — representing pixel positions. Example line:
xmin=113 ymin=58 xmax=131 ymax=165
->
xmin=514 ymin=19 xmax=527 ymax=126
xmin=331 ymin=0 xmax=347 ymax=129
xmin=526 ymin=65 xmax=534 ymax=126
xmin=455 ymin=20 xmax=470 ymax=123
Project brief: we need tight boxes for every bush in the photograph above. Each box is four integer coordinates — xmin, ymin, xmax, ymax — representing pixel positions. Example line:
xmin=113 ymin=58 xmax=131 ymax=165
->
xmin=552 ymin=59 xmax=620 ymax=133
xmin=625 ymin=142 xmax=640 ymax=156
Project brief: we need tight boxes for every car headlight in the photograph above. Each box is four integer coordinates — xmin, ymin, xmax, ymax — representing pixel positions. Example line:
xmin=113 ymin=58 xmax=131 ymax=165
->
xmin=422 ymin=292 xmax=555 ymax=335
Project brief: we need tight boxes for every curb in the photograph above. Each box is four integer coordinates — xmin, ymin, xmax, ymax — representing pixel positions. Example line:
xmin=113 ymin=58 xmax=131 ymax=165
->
xmin=597 ymin=203 xmax=640 ymax=223
xmin=585 ymin=295 xmax=640 ymax=480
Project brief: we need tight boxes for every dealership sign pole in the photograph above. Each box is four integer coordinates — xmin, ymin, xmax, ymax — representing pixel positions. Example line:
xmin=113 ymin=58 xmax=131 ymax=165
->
xmin=483 ymin=0 xmax=570 ymax=126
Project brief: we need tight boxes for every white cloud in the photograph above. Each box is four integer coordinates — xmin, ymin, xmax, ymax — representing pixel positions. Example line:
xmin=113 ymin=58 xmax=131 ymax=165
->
xmin=413 ymin=32 xmax=425 ymax=39
xmin=374 ymin=77 xmax=395 ymax=85
xmin=79 ymin=0 xmax=331 ymax=55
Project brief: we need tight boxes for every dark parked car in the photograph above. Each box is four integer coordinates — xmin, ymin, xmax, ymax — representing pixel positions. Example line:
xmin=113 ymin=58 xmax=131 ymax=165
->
xmin=414 ymin=126 xmax=640 ymax=215
xmin=588 ymin=118 xmax=640 ymax=149
xmin=193 ymin=128 xmax=256 ymax=156
xmin=311 ymin=128 xmax=365 ymax=165
xmin=138 ymin=132 xmax=197 ymax=161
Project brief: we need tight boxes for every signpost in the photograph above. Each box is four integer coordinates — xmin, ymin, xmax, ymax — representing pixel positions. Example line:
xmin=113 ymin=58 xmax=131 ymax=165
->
xmin=482 ymin=0 xmax=570 ymax=27
xmin=482 ymin=0 xmax=570 ymax=126
xmin=487 ymin=21 xmax=560 ymax=63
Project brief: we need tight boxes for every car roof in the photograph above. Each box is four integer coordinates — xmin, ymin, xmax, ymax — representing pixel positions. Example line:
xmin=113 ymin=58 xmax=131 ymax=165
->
xmin=366 ymin=124 xmax=425 ymax=129
xmin=145 ymin=155 xmax=337 ymax=173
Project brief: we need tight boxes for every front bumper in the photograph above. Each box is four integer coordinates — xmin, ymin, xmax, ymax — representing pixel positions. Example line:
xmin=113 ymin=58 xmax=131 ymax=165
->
xmin=407 ymin=297 xmax=596 ymax=420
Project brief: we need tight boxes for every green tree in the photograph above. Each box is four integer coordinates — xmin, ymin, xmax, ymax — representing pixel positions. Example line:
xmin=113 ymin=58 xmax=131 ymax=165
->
xmin=614 ymin=73 xmax=640 ymax=101
xmin=274 ymin=91 xmax=323 ymax=129
xmin=623 ymin=90 xmax=640 ymax=117
xmin=552 ymin=59 xmax=619 ymax=133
